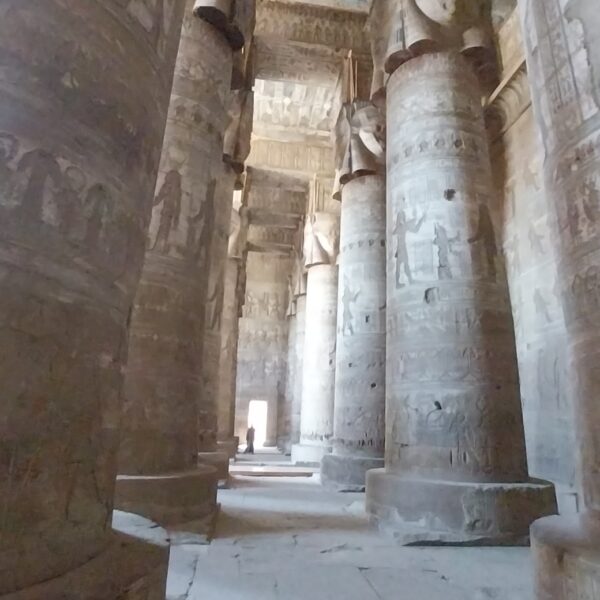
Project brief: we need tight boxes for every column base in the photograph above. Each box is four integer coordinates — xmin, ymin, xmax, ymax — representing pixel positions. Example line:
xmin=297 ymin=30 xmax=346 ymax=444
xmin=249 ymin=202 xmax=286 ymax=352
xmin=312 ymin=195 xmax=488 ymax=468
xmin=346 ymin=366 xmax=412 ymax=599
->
xmin=291 ymin=443 xmax=331 ymax=466
xmin=198 ymin=450 xmax=230 ymax=484
xmin=115 ymin=466 xmax=219 ymax=532
xmin=531 ymin=513 xmax=600 ymax=599
xmin=321 ymin=454 xmax=385 ymax=492
xmin=366 ymin=469 xmax=557 ymax=546
xmin=2 ymin=512 xmax=169 ymax=599
xmin=217 ymin=437 xmax=239 ymax=460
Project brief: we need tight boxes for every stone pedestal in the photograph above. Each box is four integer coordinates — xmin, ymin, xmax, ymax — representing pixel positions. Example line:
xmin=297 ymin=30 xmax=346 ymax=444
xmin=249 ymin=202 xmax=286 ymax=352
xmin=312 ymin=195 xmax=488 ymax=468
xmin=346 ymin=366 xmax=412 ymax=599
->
xmin=0 ymin=1 xmax=185 ymax=595
xmin=292 ymin=263 xmax=339 ymax=465
xmin=366 ymin=52 xmax=556 ymax=544
xmin=2 ymin=512 xmax=170 ymax=599
xmin=117 ymin=6 xmax=234 ymax=531
xmin=322 ymin=174 xmax=386 ymax=491
xmin=517 ymin=0 xmax=600 ymax=595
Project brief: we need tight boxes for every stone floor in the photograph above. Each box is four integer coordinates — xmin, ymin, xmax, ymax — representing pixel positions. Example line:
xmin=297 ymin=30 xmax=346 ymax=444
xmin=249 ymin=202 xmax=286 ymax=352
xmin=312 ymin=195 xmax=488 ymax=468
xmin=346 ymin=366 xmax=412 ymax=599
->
xmin=166 ymin=458 xmax=535 ymax=600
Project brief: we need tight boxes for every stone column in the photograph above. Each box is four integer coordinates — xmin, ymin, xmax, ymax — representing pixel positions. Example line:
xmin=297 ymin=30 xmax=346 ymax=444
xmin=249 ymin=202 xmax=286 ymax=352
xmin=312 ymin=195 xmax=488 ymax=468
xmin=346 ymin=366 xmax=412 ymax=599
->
xmin=517 ymin=2 xmax=600 ymax=596
xmin=216 ymin=206 xmax=249 ymax=459
xmin=116 ymin=3 xmax=237 ymax=531
xmin=291 ymin=294 xmax=307 ymax=447
xmin=199 ymin=80 xmax=254 ymax=475
xmin=292 ymin=213 xmax=340 ymax=465
xmin=365 ymin=45 xmax=556 ymax=542
xmin=197 ymin=162 xmax=237 ymax=481
xmin=322 ymin=102 xmax=387 ymax=491
xmin=0 ymin=1 xmax=186 ymax=596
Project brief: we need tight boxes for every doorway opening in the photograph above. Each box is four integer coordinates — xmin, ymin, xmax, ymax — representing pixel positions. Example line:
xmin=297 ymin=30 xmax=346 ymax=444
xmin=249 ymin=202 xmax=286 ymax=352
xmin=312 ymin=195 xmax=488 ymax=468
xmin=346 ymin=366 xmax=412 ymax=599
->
xmin=247 ymin=400 xmax=268 ymax=449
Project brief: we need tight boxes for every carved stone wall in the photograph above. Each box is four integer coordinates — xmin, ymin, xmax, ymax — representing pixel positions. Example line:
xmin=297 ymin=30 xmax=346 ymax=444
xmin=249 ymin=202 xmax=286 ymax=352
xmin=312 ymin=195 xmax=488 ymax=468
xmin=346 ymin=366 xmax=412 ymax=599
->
xmin=235 ymin=251 xmax=293 ymax=446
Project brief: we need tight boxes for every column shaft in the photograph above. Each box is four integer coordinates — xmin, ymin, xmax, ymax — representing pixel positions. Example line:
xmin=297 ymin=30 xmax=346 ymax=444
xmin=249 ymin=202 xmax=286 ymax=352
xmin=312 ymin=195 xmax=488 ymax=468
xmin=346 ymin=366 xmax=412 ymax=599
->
xmin=366 ymin=52 xmax=556 ymax=545
xmin=291 ymin=295 xmax=307 ymax=447
xmin=292 ymin=264 xmax=339 ymax=465
xmin=198 ymin=162 xmax=236 ymax=479
xmin=116 ymin=7 xmax=232 ymax=527
xmin=216 ymin=257 xmax=243 ymax=458
xmin=518 ymin=2 xmax=600 ymax=596
xmin=0 ymin=0 xmax=185 ymax=595
xmin=322 ymin=175 xmax=386 ymax=490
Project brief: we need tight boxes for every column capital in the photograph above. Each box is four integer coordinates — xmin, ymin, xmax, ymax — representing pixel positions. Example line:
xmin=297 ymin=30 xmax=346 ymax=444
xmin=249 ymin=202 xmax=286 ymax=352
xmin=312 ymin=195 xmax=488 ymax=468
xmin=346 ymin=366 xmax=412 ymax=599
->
xmin=333 ymin=101 xmax=386 ymax=200
xmin=303 ymin=212 xmax=340 ymax=269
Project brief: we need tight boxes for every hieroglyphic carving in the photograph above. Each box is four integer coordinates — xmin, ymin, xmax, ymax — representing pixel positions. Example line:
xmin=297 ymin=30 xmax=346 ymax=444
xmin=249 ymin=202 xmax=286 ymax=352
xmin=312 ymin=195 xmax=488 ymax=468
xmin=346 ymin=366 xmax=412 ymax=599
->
xmin=224 ymin=90 xmax=255 ymax=173
xmin=521 ymin=0 xmax=600 ymax=511
xmin=255 ymin=0 xmax=369 ymax=52
xmin=248 ymin=139 xmax=335 ymax=174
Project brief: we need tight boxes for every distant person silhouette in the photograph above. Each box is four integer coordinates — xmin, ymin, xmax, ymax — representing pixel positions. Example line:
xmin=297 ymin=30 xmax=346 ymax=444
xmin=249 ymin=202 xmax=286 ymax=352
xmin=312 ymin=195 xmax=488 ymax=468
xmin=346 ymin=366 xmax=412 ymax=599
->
xmin=245 ymin=425 xmax=255 ymax=455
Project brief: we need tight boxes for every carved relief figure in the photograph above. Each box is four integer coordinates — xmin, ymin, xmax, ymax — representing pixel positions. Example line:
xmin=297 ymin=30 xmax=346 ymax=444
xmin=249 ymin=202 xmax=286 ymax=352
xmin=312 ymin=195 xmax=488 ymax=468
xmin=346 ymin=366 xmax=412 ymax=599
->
xmin=15 ymin=149 xmax=62 ymax=221
xmin=207 ymin=270 xmax=225 ymax=332
xmin=84 ymin=184 xmax=113 ymax=249
xmin=565 ymin=0 xmax=600 ymax=109
xmin=534 ymin=288 xmax=552 ymax=324
xmin=187 ymin=179 xmax=216 ymax=264
xmin=582 ymin=177 xmax=600 ymax=223
xmin=150 ymin=169 xmax=181 ymax=253
xmin=434 ymin=223 xmax=460 ymax=280
xmin=393 ymin=207 xmax=427 ymax=288
xmin=56 ymin=166 xmax=86 ymax=235
xmin=0 ymin=133 xmax=19 ymax=203
xmin=528 ymin=225 xmax=545 ymax=256
xmin=341 ymin=281 xmax=360 ymax=336
xmin=468 ymin=201 xmax=497 ymax=280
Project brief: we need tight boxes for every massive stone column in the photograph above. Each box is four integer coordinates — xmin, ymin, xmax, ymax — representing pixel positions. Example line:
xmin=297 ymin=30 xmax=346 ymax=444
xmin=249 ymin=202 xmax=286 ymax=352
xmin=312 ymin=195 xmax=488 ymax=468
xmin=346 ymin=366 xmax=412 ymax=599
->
xmin=291 ymin=294 xmax=307 ymax=447
xmin=0 ymin=1 xmax=186 ymax=596
xmin=365 ymin=39 xmax=556 ymax=541
xmin=322 ymin=102 xmax=387 ymax=491
xmin=216 ymin=206 xmax=249 ymax=459
xmin=199 ymin=79 xmax=254 ymax=474
xmin=292 ymin=213 xmax=340 ymax=465
xmin=116 ymin=3 xmax=236 ymax=530
xmin=197 ymin=162 xmax=237 ymax=481
xmin=517 ymin=1 xmax=600 ymax=596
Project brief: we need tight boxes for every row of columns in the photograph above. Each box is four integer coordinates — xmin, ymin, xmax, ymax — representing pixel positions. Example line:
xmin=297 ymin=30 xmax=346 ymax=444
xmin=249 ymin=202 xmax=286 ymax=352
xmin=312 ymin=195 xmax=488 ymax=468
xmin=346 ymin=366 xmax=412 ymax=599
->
xmin=285 ymin=0 xmax=561 ymax=550
xmin=0 ymin=0 xmax=254 ymax=596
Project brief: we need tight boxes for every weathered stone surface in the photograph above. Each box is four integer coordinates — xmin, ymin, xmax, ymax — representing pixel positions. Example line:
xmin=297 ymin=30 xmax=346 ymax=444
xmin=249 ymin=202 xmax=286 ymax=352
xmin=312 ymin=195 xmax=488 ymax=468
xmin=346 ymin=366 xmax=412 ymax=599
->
xmin=236 ymin=252 xmax=292 ymax=445
xmin=487 ymin=14 xmax=578 ymax=513
xmin=322 ymin=175 xmax=386 ymax=491
xmin=199 ymin=163 xmax=237 ymax=456
xmin=292 ymin=264 xmax=339 ymax=465
xmin=117 ymin=6 xmax=231 ymax=528
xmin=291 ymin=295 xmax=307 ymax=448
xmin=115 ymin=466 xmax=219 ymax=527
xmin=2 ymin=513 xmax=170 ymax=599
xmin=366 ymin=52 xmax=556 ymax=544
xmin=0 ymin=0 xmax=185 ymax=594
xmin=518 ymin=0 xmax=600 ymax=595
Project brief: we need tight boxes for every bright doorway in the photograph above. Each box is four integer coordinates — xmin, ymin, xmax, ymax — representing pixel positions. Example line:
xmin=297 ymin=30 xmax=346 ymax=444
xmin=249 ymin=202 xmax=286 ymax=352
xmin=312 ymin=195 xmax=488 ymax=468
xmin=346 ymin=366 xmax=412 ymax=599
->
xmin=247 ymin=400 xmax=268 ymax=449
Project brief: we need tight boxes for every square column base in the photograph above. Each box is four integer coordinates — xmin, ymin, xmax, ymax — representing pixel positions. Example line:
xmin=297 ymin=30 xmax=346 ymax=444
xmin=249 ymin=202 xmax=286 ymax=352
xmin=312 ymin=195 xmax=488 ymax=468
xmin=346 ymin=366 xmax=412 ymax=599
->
xmin=217 ymin=437 xmax=239 ymax=459
xmin=321 ymin=454 xmax=385 ymax=492
xmin=115 ymin=466 xmax=219 ymax=538
xmin=1 ymin=512 xmax=169 ymax=599
xmin=291 ymin=443 xmax=331 ymax=466
xmin=366 ymin=469 xmax=557 ymax=546
xmin=531 ymin=513 xmax=600 ymax=599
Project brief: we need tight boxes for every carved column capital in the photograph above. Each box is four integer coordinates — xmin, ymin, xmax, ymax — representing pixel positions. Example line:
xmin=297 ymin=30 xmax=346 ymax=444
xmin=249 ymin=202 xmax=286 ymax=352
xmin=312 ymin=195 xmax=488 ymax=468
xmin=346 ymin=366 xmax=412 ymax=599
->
xmin=303 ymin=212 xmax=340 ymax=269
xmin=333 ymin=101 xmax=386 ymax=200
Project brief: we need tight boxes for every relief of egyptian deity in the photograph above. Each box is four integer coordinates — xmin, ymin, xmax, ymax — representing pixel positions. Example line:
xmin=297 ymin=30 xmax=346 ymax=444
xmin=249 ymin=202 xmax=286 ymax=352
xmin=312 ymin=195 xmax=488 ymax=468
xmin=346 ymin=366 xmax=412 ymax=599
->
xmin=393 ymin=206 xmax=427 ymax=288
xmin=186 ymin=178 xmax=217 ymax=265
xmin=149 ymin=169 xmax=181 ymax=254
xmin=341 ymin=280 xmax=360 ymax=336
xmin=0 ymin=133 xmax=121 ymax=257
